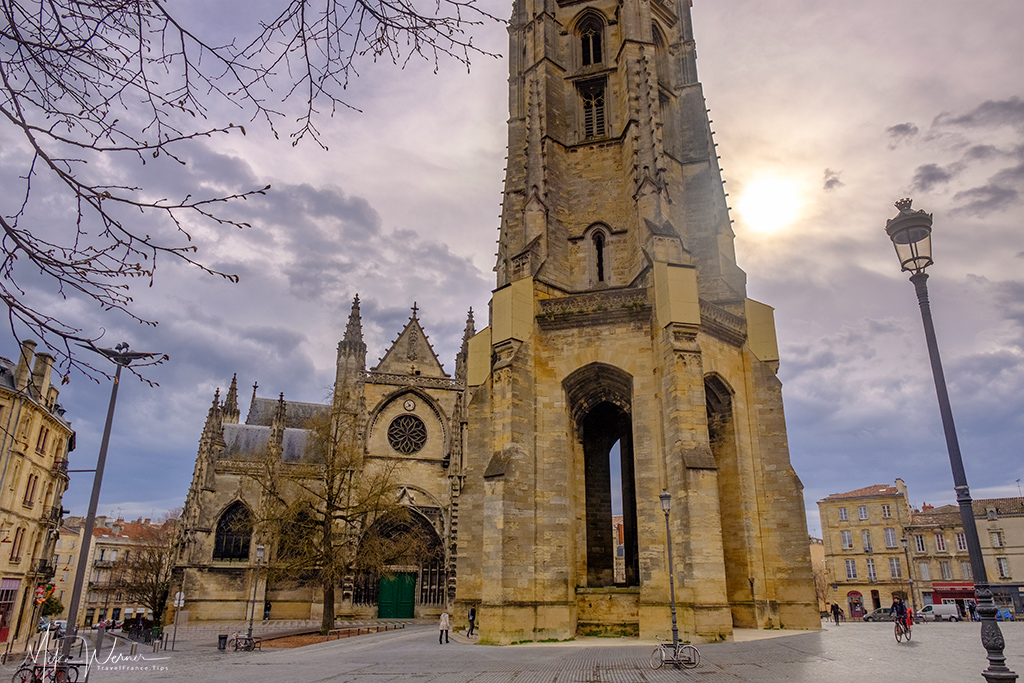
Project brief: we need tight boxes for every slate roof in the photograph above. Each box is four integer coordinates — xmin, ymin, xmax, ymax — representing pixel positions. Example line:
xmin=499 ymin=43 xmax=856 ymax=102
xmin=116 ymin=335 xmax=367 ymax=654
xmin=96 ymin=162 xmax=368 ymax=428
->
xmin=912 ymin=497 xmax=1024 ymax=525
xmin=222 ymin=424 xmax=312 ymax=463
xmin=245 ymin=397 xmax=329 ymax=428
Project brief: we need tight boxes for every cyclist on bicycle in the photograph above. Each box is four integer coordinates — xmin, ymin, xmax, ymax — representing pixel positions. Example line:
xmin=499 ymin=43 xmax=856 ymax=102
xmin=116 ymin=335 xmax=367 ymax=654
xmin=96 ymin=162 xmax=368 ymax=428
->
xmin=890 ymin=596 xmax=908 ymax=630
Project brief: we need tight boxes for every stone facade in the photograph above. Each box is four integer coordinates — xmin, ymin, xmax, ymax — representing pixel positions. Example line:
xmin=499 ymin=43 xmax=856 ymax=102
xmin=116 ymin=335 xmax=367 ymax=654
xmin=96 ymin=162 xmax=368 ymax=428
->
xmin=0 ymin=340 xmax=74 ymax=651
xmin=172 ymin=0 xmax=818 ymax=641
xmin=454 ymin=0 xmax=817 ymax=644
xmin=173 ymin=303 xmax=471 ymax=623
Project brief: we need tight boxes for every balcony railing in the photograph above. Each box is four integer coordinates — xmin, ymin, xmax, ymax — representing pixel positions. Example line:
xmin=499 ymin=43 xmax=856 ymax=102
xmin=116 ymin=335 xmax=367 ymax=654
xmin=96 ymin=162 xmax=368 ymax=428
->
xmin=32 ymin=559 xmax=54 ymax=577
xmin=45 ymin=506 xmax=62 ymax=525
xmin=53 ymin=459 xmax=68 ymax=474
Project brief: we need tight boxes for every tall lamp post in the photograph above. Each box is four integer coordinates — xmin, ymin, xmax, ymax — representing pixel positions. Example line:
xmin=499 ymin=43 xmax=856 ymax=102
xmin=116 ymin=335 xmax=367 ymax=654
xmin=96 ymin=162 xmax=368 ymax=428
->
xmin=885 ymin=199 xmax=1016 ymax=682
xmin=247 ymin=545 xmax=265 ymax=639
xmin=900 ymin=537 xmax=916 ymax=615
xmin=64 ymin=343 xmax=158 ymax=654
xmin=659 ymin=490 xmax=679 ymax=649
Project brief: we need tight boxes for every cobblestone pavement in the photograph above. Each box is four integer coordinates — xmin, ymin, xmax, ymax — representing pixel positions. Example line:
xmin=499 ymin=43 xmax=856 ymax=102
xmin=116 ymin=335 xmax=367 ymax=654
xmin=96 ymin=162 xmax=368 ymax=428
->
xmin=12 ymin=619 xmax=1021 ymax=682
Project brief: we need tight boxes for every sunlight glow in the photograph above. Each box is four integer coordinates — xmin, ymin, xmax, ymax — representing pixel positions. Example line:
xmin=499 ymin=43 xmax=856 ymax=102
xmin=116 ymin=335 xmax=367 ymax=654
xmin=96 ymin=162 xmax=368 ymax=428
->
xmin=736 ymin=178 xmax=802 ymax=234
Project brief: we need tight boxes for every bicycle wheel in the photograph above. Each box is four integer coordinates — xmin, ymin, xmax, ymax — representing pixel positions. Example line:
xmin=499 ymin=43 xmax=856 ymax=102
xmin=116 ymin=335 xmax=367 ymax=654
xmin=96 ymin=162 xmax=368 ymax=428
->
xmin=243 ymin=638 xmax=255 ymax=652
xmin=11 ymin=667 xmax=34 ymax=683
xmin=227 ymin=638 xmax=237 ymax=650
xmin=62 ymin=666 xmax=79 ymax=683
xmin=904 ymin=625 xmax=911 ymax=641
xmin=649 ymin=647 xmax=665 ymax=669
xmin=49 ymin=668 xmax=69 ymax=683
xmin=679 ymin=644 xmax=700 ymax=669
xmin=893 ymin=622 xmax=903 ymax=642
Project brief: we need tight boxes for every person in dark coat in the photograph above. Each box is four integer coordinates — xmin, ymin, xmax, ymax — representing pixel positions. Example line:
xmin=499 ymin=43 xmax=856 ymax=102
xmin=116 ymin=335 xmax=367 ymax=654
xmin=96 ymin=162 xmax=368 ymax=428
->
xmin=467 ymin=607 xmax=476 ymax=636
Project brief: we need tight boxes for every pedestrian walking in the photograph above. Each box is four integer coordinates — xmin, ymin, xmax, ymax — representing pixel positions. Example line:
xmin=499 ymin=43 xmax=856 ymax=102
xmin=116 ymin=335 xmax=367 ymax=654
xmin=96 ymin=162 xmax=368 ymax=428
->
xmin=467 ymin=607 xmax=476 ymax=636
xmin=830 ymin=602 xmax=840 ymax=626
xmin=439 ymin=610 xmax=450 ymax=644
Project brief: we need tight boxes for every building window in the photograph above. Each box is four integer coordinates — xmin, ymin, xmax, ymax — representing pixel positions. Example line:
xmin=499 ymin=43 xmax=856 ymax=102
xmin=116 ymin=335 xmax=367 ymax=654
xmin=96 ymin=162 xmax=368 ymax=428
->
xmin=890 ymin=557 xmax=902 ymax=579
xmin=918 ymin=562 xmax=930 ymax=581
xmin=22 ymin=474 xmax=38 ymax=505
xmin=866 ymin=558 xmax=876 ymax=581
xmin=845 ymin=560 xmax=857 ymax=580
xmin=881 ymin=504 xmax=891 ymax=519
xmin=935 ymin=533 xmax=946 ymax=552
xmin=884 ymin=528 xmax=898 ymax=548
xmin=213 ymin=502 xmax=253 ymax=560
xmin=579 ymin=79 xmax=606 ymax=140
xmin=940 ymin=561 xmax=953 ymax=580
xmin=990 ymin=531 xmax=1004 ymax=548
xmin=956 ymin=533 xmax=968 ymax=552
xmin=961 ymin=561 xmax=973 ymax=580
xmin=914 ymin=534 xmax=926 ymax=553
xmin=387 ymin=414 xmax=428 ymax=454
xmin=578 ymin=15 xmax=604 ymax=67
xmin=841 ymin=530 xmax=853 ymax=549
xmin=593 ymin=232 xmax=606 ymax=282
xmin=839 ymin=507 xmax=847 ymax=521
xmin=861 ymin=529 xmax=872 ymax=552
xmin=9 ymin=528 xmax=24 ymax=562
xmin=858 ymin=506 xmax=867 ymax=520
xmin=35 ymin=426 xmax=50 ymax=454
xmin=997 ymin=558 xmax=1011 ymax=579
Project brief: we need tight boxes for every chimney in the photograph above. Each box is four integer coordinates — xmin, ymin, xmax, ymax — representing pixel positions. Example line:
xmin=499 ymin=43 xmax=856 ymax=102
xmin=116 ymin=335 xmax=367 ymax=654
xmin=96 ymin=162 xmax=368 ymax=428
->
xmin=922 ymin=503 xmax=933 ymax=511
xmin=31 ymin=352 xmax=55 ymax=401
xmin=14 ymin=340 xmax=36 ymax=393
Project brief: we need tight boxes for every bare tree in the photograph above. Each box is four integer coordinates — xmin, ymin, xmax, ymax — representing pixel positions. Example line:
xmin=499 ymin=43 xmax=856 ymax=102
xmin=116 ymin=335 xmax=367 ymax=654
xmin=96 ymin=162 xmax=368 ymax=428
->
xmin=107 ymin=515 xmax=179 ymax=626
xmin=813 ymin=561 xmax=830 ymax=613
xmin=1 ymin=0 xmax=500 ymax=377
xmin=253 ymin=401 xmax=425 ymax=634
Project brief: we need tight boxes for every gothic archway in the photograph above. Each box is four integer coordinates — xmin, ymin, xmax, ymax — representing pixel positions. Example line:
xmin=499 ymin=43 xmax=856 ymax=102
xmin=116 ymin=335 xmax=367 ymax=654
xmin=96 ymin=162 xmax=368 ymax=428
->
xmin=563 ymin=364 xmax=638 ymax=587
xmin=213 ymin=501 xmax=252 ymax=561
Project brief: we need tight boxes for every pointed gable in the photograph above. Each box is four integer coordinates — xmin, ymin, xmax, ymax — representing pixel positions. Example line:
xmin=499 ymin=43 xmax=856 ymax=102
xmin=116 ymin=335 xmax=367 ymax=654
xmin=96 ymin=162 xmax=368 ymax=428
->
xmin=371 ymin=306 xmax=448 ymax=378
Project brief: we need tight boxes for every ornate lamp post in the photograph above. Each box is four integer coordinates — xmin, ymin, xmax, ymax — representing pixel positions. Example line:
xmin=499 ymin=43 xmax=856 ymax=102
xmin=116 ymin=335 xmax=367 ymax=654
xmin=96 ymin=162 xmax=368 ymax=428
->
xmin=900 ymin=537 xmax=916 ymax=615
xmin=247 ymin=544 xmax=265 ymax=639
xmin=885 ymin=199 xmax=1016 ymax=682
xmin=660 ymin=490 xmax=679 ymax=649
xmin=64 ymin=343 xmax=158 ymax=654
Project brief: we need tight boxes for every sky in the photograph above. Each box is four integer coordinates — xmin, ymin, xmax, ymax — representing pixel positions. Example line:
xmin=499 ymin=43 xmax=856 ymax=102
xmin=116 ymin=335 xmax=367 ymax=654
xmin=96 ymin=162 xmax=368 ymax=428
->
xmin=3 ymin=0 xmax=1023 ymax=537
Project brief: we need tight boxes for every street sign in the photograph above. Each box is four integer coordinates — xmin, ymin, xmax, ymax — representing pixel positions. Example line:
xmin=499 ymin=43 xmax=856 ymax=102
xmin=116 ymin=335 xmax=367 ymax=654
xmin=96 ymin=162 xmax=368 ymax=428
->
xmin=173 ymin=592 xmax=184 ymax=607
xmin=34 ymin=586 xmax=45 ymax=605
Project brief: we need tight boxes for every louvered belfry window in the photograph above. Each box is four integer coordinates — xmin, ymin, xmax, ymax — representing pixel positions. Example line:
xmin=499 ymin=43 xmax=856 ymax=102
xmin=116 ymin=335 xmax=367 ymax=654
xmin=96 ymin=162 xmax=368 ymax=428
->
xmin=580 ymin=80 xmax=606 ymax=140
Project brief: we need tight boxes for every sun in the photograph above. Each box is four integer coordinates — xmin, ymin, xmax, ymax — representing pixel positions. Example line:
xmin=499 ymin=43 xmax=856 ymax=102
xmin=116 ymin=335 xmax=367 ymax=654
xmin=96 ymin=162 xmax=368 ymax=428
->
xmin=735 ymin=178 xmax=802 ymax=234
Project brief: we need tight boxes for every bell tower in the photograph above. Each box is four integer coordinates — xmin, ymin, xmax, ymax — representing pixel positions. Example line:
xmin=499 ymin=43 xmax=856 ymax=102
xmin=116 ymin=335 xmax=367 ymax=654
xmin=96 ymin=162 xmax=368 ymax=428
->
xmin=457 ymin=0 xmax=818 ymax=643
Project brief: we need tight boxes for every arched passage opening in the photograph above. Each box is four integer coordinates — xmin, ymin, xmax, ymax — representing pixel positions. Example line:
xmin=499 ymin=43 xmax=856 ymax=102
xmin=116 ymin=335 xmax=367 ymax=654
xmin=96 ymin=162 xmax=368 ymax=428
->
xmin=563 ymin=363 xmax=638 ymax=588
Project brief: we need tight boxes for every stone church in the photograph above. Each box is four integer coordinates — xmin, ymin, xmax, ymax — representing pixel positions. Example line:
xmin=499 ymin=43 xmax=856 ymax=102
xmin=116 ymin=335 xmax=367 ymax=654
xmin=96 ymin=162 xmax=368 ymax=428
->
xmin=173 ymin=0 xmax=818 ymax=642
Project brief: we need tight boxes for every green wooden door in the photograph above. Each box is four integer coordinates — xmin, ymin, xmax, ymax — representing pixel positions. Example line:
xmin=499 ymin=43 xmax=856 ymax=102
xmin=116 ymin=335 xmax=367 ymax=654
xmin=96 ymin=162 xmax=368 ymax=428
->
xmin=378 ymin=573 xmax=416 ymax=618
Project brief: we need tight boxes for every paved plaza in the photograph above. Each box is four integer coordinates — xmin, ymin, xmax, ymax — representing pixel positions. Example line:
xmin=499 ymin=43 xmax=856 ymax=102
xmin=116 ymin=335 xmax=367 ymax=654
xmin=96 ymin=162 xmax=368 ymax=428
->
xmin=12 ymin=619 xmax=1023 ymax=682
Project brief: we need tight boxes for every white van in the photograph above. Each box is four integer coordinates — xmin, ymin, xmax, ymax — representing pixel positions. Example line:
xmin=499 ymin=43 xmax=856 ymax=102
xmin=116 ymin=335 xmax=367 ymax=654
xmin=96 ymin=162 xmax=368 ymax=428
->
xmin=917 ymin=604 xmax=962 ymax=622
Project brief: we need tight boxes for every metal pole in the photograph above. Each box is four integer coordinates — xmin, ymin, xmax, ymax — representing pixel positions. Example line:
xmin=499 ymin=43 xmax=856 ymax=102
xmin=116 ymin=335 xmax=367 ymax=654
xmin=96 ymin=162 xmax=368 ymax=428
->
xmin=63 ymin=363 xmax=122 ymax=654
xmin=910 ymin=272 xmax=1016 ymax=682
xmin=247 ymin=563 xmax=259 ymax=639
xmin=902 ymin=541 xmax=916 ymax=615
xmin=663 ymin=508 xmax=679 ymax=649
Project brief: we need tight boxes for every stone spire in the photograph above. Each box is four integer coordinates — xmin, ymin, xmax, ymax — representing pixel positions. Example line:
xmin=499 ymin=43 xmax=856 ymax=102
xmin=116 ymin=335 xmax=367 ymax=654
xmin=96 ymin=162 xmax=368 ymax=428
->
xmin=335 ymin=295 xmax=367 ymax=412
xmin=222 ymin=373 xmax=240 ymax=424
xmin=454 ymin=308 xmax=476 ymax=382
xmin=269 ymin=392 xmax=287 ymax=458
xmin=203 ymin=389 xmax=226 ymax=451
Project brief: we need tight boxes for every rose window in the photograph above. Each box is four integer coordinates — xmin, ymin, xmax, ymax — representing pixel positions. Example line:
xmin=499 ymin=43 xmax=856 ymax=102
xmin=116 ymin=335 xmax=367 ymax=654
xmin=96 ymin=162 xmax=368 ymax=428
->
xmin=387 ymin=415 xmax=427 ymax=454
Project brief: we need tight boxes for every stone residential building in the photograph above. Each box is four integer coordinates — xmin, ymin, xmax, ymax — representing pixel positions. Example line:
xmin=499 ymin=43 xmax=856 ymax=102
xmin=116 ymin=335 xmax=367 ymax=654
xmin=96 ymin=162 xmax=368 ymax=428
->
xmin=905 ymin=498 xmax=1023 ymax=616
xmin=173 ymin=0 xmax=819 ymax=643
xmin=0 ymin=341 xmax=74 ymax=652
xmin=818 ymin=480 xmax=914 ymax=618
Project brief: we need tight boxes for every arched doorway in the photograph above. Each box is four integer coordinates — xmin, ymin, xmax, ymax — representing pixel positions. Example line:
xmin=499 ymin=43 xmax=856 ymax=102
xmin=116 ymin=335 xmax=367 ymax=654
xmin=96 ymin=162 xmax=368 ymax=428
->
xmin=563 ymin=364 xmax=638 ymax=588
xmin=357 ymin=510 xmax=445 ymax=618
xmin=847 ymin=591 xmax=864 ymax=619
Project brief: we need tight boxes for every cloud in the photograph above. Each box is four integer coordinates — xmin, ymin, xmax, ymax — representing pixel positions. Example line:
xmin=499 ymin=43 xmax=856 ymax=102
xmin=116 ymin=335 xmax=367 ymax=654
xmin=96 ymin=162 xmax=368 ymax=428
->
xmin=934 ymin=97 xmax=1024 ymax=132
xmin=951 ymin=184 xmax=1019 ymax=216
xmin=886 ymin=122 xmax=919 ymax=149
xmin=911 ymin=163 xmax=959 ymax=192
xmin=822 ymin=168 xmax=844 ymax=191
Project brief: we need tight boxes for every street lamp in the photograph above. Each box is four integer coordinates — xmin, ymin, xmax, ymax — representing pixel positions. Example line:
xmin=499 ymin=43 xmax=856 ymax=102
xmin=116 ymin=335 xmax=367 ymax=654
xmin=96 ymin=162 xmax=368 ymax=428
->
xmin=247 ymin=544 xmax=265 ymax=639
xmin=885 ymin=199 xmax=1016 ymax=683
xmin=900 ymin=537 xmax=916 ymax=615
xmin=659 ymin=490 xmax=679 ymax=649
xmin=64 ymin=343 xmax=158 ymax=654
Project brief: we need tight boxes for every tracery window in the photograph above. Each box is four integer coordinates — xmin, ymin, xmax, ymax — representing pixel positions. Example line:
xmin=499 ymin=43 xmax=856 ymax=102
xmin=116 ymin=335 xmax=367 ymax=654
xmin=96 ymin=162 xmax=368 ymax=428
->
xmin=388 ymin=415 xmax=427 ymax=454
xmin=213 ymin=502 xmax=252 ymax=560
xmin=578 ymin=16 xmax=603 ymax=67
xmin=579 ymin=79 xmax=606 ymax=140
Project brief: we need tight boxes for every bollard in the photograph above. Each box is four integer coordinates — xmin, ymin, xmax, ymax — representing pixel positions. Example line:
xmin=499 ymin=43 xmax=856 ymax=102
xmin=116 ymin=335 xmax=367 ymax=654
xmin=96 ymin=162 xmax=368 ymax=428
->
xmin=129 ymin=642 xmax=137 ymax=657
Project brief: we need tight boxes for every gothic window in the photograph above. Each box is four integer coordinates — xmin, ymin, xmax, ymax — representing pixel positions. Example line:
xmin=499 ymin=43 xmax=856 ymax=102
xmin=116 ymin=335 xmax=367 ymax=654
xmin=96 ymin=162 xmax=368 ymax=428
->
xmin=579 ymin=79 xmax=606 ymax=140
xmin=388 ymin=415 xmax=427 ymax=454
xmin=578 ymin=15 xmax=603 ymax=67
xmin=213 ymin=502 xmax=252 ymax=561
xmin=651 ymin=23 xmax=669 ymax=90
xmin=593 ymin=232 xmax=606 ymax=282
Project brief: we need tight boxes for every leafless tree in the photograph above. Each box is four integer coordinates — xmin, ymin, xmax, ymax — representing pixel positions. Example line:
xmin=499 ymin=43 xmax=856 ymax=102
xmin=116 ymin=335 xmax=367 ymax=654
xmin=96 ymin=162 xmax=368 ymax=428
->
xmin=106 ymin=514 xmax=179 ymax=626
xmin=813 ymin=561 xmax=830 ymax=613
xmin=1 ymin=0 xmax=500 ymax=377
xmin=252 ymin=397 xmax=424 ymax=634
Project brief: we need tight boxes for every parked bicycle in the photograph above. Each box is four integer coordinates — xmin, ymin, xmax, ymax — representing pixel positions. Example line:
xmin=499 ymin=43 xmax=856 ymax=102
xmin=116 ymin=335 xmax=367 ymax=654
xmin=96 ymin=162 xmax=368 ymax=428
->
xmin=227 ymin=631 xmax=259 ymax=652
xmin=649 ymin=636 xmax=700 ymax=670
xmin=11 ymin=660 xmax=77 ymax=683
